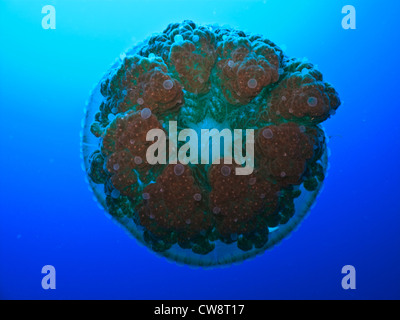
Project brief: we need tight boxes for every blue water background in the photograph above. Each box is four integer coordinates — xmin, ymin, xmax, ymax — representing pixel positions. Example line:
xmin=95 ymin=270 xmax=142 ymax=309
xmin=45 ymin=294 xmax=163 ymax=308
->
xmin=0 ymin=0 xmax=399 ymax=299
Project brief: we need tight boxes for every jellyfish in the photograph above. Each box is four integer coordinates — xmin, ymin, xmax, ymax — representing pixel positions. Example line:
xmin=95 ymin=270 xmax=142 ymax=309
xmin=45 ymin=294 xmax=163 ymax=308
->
xmin=81 ymin=20 xmax=340 ymax=267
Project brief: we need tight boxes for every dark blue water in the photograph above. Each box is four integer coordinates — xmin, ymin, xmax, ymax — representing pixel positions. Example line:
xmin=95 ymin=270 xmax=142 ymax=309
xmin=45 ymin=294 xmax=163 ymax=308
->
xmin=1 ymin=0 xmax=399 ymax=299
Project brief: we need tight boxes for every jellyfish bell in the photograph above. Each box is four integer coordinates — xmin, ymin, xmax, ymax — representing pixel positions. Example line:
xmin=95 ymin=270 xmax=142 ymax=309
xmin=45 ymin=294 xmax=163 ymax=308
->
xmin=81 ymin=20 xmax=340 ymax=267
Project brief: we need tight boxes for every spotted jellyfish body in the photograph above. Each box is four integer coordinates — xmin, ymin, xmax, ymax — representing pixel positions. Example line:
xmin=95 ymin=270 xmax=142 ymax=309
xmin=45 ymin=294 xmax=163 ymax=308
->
xmin=81 ymin=20 xmax=340 ymax=267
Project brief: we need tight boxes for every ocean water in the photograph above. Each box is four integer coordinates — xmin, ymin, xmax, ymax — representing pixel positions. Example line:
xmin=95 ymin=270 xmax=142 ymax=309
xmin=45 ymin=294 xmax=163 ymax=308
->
xmin=0 ymin=0 xmax=399 ymax=300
